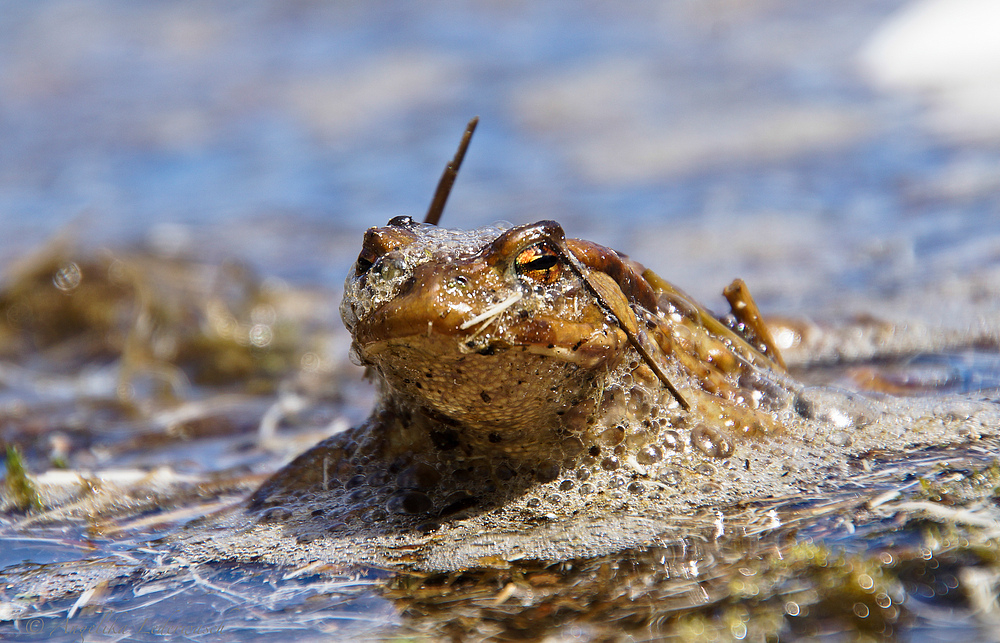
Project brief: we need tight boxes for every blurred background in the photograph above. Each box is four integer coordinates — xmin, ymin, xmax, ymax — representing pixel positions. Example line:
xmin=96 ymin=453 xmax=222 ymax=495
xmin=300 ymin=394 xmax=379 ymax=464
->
xmin=3 ymin=4 xmax=1000 ymax=636
xmin=2 ymin=0 xmax=1000 ymax=316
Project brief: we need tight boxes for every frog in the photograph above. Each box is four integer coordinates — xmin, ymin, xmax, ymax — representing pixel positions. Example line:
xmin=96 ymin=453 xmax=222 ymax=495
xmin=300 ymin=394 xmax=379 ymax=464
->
xmin=178 ymin=120 xmax=1000 ymax=569
xmin=228 ymin=213 xmax=1000 ymax=569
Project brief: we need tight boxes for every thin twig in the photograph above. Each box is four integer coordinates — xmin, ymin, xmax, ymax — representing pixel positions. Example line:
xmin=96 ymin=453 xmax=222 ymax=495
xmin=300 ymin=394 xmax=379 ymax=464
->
xmin=424 ymin=117 xmax=479 ymax=225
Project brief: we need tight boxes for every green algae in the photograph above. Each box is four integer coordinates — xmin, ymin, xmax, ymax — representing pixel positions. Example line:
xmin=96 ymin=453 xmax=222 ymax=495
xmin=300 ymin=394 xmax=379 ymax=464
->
xmin=3 ymin=445 xmax=41 ymax=512
xmin=917 ymin=460 xmax=1000 ymax=504
xmin=0 ymin=246 xmax=303 ymax=395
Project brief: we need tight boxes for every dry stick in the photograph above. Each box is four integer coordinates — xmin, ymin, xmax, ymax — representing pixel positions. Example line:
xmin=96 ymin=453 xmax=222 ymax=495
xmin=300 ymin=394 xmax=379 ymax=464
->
xmin=552 ymin=239 xmax=691 ymax=411
xmin=424 ymin=117 xmax=479 ymax=226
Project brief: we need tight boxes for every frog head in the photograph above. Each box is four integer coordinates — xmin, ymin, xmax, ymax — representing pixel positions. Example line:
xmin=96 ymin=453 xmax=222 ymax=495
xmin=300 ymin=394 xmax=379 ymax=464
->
xmin=341 ymin=216 xmax=632 ymax=445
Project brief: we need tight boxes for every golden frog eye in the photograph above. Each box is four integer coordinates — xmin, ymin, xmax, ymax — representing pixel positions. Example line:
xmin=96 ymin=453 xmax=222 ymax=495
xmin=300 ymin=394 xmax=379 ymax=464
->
xmin=515 ymin=242 xmax=560 ymax=283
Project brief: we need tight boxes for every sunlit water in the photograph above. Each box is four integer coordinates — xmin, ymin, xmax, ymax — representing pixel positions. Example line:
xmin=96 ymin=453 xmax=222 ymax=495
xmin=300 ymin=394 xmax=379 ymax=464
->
xmin=2 ymin=0 xmax=1000 ymax=641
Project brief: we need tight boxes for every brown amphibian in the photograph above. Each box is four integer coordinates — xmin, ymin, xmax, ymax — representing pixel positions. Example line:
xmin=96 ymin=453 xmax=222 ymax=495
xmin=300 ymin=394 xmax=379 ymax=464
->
xmin=249 ymin=216 xmax=799 ymax=521
xmin=211 ymin=122 xmax=999 ymax=568
xmin=237 ymin=215 xmax=998 ymax=567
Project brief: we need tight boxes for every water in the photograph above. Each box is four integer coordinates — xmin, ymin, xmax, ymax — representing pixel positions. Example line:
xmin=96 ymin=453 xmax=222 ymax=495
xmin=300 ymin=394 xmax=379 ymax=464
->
xmin=2 ymin=0 xmax=1000 ymax=640
xmin=3 ymin=1 xmax=999 ymax=297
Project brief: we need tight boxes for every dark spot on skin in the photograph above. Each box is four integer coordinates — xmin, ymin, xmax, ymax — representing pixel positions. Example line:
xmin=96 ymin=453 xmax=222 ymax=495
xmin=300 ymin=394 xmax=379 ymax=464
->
xmin=589 ymin=445 xmax=601 ymax=457
xmin=311 ymin=509 xmax=324 ymax=517
xmin=494 ymin=463 xmax=515 ymax=481
xmin=488 ymin=432 xmax=502 ymax=443
xmin=745 ymin=459 xmax=751 ymax=471
xmin=480 ymin=391 xmax=492 ymax=404
xmin=430 ymin=429 xmax=460 ymax=451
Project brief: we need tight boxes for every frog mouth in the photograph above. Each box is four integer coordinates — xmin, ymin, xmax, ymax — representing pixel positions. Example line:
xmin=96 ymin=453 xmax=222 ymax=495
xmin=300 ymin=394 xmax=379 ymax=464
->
xmin=351 ymin=277 xmax=625 ymax=366
xmin=357 ymin=314 xmax=626 ymax=371
xmin=353 ymin=331 xmax=614 ymax=436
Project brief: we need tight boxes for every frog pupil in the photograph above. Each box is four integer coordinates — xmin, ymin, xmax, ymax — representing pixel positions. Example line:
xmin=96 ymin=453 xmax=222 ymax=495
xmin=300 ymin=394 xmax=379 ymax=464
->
xmin=523 ymin=254 xmax=558 ymax=271
xmin=516 ymin=244 xmax=560 ymax=276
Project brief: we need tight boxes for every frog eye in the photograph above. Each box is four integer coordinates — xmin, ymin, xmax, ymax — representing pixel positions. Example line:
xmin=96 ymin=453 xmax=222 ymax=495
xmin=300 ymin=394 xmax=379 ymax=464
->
xmin=515 ymin=242 xmax=561 ymax=283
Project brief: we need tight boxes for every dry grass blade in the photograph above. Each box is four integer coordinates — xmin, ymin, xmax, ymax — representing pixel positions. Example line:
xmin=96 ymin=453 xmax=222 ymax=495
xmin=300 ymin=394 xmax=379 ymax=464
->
xmin=550 ymin=238 xmax=690 ymax=410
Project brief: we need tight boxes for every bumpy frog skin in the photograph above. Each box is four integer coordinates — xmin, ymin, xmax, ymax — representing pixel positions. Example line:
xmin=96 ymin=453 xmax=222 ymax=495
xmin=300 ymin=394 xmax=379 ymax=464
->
xmin=228 ymin=216 xmax=1000 ymax=567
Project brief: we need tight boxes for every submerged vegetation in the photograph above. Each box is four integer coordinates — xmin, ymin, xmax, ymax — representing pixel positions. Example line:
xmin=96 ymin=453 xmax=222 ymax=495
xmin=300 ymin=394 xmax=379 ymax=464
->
xmin=0 ymin=244 xmax=302 ymax=392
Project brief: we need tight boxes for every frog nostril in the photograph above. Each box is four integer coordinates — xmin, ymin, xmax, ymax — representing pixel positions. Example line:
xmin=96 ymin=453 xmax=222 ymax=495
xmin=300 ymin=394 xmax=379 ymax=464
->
xmin=355 ymin=256 xmax=374 ymax=276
